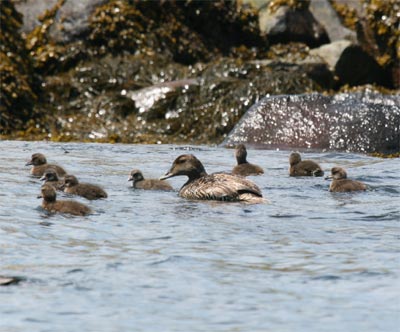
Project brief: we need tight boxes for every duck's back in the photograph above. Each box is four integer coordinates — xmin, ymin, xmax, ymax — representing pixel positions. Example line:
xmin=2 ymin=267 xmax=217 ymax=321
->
xmin=330 ymin=179 xmax=367 ymax=192
xmin=31 ymin=164 xmax=66 ymax=177
xmin=232 ymin=163 xmax=264 ymax=176
xmin=290 ymin=160 xmax=324 ymax=176
xmin=180 ymin=173 xmax=262 ymax=202
xmin=43 ymin=200 xmax=91 ymax=216
xmin=66 ymin=183 xmax=107 ymax=200
xmin=135 ymin=179 xmax=173 ymax=191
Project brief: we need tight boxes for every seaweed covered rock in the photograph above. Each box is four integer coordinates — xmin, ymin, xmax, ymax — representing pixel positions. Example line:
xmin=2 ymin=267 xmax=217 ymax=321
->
xmin=0 ymin=0 xmax=39 ymax=133
xmin=222 ymin=90 xmax=400 ymax=153
xmin=40 ymin=54 xmax=332 ymax=143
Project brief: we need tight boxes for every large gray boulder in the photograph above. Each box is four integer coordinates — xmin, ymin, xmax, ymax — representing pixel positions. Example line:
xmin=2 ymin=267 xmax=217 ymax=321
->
xmin=222 ymin=92 xmax=400 ymax=153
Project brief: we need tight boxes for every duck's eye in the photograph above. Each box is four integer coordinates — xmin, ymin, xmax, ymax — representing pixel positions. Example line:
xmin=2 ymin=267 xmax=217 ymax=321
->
xmin=177 ymin=158 xmax=186 ymax=164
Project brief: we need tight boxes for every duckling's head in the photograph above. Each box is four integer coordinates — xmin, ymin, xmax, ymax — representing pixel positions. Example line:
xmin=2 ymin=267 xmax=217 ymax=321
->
xmin=63 ymin=175 xmax=79 ymax=188
xmin=39 ymin=168 xmax=59 ymax=182
xmin=128 ymin=169 xmax=144 ymax=185
xmin=38 ymin=184 xmax=56 ymax=202
xmin=235 ymin=144 xmax=247 ymax=164
xmin=160 ymin=154 xmax=207 ymax=180
xmin=289 ymin=152 xmax=301 ymax=166
xmin=328 ymin=167 xmax=347 ymax=180
xmin=26 ymin=153 xmax=47 ymax=166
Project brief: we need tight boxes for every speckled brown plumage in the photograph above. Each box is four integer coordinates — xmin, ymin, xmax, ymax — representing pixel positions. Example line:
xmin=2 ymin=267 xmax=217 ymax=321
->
xmin=160 ymin=154 xmax=265 ymax=203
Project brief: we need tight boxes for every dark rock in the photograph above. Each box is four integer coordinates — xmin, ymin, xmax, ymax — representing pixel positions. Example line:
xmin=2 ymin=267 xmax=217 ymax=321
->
xmin=310 ymin=40 xmax=390 ymax=87
xmin=259 ymin=5 xmax=329 ymax=47
xmin=0 ymin=275 xmax=25 ymax=286
xmin=222 ymin=91 xmax=400 ymax=153
xmin=309 ymin=0 xmax=356 ymax=42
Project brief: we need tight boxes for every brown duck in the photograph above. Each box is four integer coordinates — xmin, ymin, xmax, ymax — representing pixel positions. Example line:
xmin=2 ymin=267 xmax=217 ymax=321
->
xmin=38 ymin=184 xmax=92 ymax=216
xmin=39 ymin=168 xmax=64 ymax=191
xmin=160 ymin=154 xmax=265 ymax=203
xmin=26 ymin=153 xmax=67 ymax=177
xmin=232 ymin=144 xmax=264 ymax=176
xmin=325 ymin=167 xmax=367 ymax=192
xmin=289 ymin=152 xmax=324 ymax=177
xmin=61 ymin=175 xmax=107 ymax=200
xmin=128 ymin=169 xmax=173 ymax=191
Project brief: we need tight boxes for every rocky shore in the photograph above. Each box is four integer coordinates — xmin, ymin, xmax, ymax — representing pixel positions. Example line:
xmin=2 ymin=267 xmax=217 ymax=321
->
xmin=1 ymin=0 xmax=399 ymax=153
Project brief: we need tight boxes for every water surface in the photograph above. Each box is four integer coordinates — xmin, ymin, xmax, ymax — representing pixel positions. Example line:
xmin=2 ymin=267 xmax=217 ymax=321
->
xmin=1 ymin=141 xmax=399 ymax=331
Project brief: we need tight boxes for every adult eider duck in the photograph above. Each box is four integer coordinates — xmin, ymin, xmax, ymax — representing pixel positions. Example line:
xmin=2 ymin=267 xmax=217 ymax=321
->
xmin=128 ymin=169 xmax=173 ymax=191
xmin=160 ymin=154 xmax=265 ymax=203
xmin=61 ymin=175 xmax=107 ymax=200
xmin=38 ymin=184 xmax=92 ymax=216
xmin=39 ymin=168 xmax=64 ymax=191
xmin=289 ymin=152 xmax=324 ymax=177
xmin=26 ymin=153 xmax=67 ymax=177
xmin=232 ymin=144 xmax=264 ymax=176
xmin=325 ymin=167 xmax=367 ymax=192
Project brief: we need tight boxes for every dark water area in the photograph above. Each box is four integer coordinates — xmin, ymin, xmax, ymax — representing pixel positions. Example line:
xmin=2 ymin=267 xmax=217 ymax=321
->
xmin=1 ymin=140 xmax=399 ymax=331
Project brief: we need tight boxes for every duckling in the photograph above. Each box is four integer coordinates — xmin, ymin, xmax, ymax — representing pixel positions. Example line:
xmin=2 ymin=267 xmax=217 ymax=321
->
xmin=325 ymin=167 xmax=367 ymax=192
xmin=38 ymin=184 xmax=92 ymax=216
xmin=232 ymin=144 xmax=264 ymax=176
xmin=26 ymin=153 xmax=67 ymax=178
xmin=160 ymin=154 xmax=265 ymax=203
xmin=289 ymin=152 xmax=324 ymax=177
xmin=61 ymin=175 xmax=107 ymax=200
xmin=39 ymin=168 xmax=64 ymax=191
xmin=128 ymin=169 xmax=173 ymax=191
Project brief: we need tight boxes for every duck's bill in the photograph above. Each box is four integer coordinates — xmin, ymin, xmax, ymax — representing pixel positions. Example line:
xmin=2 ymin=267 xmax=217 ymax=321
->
xmin=39 ymin=175 xmax=46 ymax=181
xmin=159 ymin=172 xmax=173 ymax=180
xmin=127 ymin=176 xmax=133 ymax=182
xmin=37 ymin=195 xmax=42 ymax=199
xmin=25 ymin=161 xmax=32 ymax=166
xmin=324 ymin=175 xmax=332 ymax=180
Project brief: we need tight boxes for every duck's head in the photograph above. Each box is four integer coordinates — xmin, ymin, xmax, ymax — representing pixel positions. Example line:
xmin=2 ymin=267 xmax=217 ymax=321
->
xmin=235 ymin=144 xmax=247 ymax=164
xmin=128 ymin=169 xmax=144 ymax=184
xmin=160 ymin=154 xmax=207 ymax=180
xmin=63 ymin=174 xmax=79 ymax=188
xmin=26 ymin=153 xmax=47 ymax=166
xmin=325 ymin=167 xmax=347 ymax=180
xmin=39 ymin=168 xmax=59 ymax=182
xmin=289 ymin=152 xmax=301 ymax=166
xmin=38 ymin=184 xmax=56 ymax=202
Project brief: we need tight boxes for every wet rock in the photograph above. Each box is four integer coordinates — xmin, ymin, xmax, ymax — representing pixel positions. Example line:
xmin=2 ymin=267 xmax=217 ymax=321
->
xmin=309 ymin=0 xmax=356 ymax=42
xmin=310 ymin=40 xmax=390 ymax=87
xmin=259 ymin=4 xmax=329 ymax=47
xmin=0 ymin=275 xmax=25 ymax=286
xmin=222 ymin=91 xmax=400 ymax=153
xmin=15 ymin=0 xmax=108 ymax=42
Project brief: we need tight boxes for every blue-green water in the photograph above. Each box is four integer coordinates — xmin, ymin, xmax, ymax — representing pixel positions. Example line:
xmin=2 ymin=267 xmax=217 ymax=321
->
xmin=1 ymin=140 xmax=399 ymax=331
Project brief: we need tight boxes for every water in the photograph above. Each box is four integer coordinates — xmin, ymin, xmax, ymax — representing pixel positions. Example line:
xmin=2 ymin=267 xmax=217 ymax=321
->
xmin=1 ymin=140 xmax=399 ymax=332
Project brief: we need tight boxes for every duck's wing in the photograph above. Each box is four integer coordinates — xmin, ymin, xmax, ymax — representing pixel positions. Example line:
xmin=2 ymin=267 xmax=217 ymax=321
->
xmin=182 ymin=173 xmax=262 ymax=201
